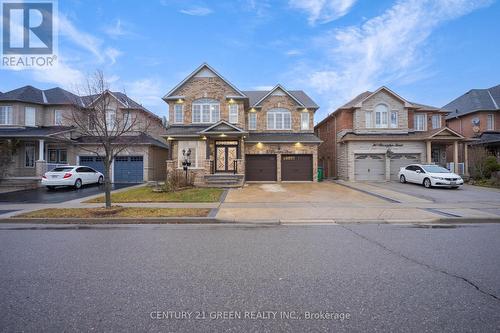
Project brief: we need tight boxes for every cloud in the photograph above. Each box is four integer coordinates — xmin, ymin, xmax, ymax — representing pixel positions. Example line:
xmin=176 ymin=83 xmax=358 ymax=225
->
xmin=124 ymin=78 xmax=165 ymax=109
xmin=289 ymin=0 xmax=357 ymax=25
xmin=179 ymin=6 xmax=213 ymax=16
xmin=295 ymin=0 xmax=493 ymax=113
xmin=253 ymin=85 xmax=275 ymax=91
xmin=285 ymin=49 xmax=302 ymax=56
xmin=104 ymin=47 xmax=123 ymax=65
xmin=31 ymin=60 xmax=86 ymax=91
xmin=104 ymin=19 xmax=135 ymax=38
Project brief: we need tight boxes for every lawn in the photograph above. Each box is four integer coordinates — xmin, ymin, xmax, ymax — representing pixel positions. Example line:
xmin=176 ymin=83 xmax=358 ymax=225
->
xmin=85 ymin=186 xmax=223 ymax=203
xmin=14 ymin=207 xmax=211 ymax=219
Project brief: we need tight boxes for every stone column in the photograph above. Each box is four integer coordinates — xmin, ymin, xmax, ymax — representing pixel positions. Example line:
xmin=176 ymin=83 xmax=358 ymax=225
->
xmin=453 ymin=141 xmax=459 ymax=173
xmin=426 ymin=141 xmax=432 ymax=163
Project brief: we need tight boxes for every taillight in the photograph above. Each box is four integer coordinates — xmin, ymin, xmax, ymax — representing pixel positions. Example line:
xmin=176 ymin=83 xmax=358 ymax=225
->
xmin=63 ymin=173 xmax=72 ymax=179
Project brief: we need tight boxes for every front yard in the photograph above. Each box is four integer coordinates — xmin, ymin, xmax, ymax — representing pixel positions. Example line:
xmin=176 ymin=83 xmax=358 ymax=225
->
xmin=85 ymin=186 xmax=223 ymax=203
xmin=13 ymin=207 xmax=211 ymax=219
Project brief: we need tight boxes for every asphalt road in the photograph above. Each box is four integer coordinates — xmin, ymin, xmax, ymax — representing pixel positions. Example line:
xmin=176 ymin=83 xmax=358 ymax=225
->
xmin=1 ymin=224 xmax=499 ymax=332
xmin=0 ymin=183 xmax=134 ymax=204
xmin=371 ymin=181 xmax=500 ymax=204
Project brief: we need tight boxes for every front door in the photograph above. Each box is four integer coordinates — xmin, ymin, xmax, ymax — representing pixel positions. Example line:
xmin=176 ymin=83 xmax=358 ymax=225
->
xmin=215 ymin=141 xmax=238 ymax=172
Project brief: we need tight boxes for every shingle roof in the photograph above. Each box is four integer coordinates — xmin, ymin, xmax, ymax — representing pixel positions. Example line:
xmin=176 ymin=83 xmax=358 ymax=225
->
xmin=0 ymin=126 xmax=75 ymax=137
xmin=0 ymin=85 xmax=47 ymax=104
xmin=242 ymin=90 xmax=319 ymax=109
xmin=444 ymin=84 xmax=500 ymax=119
xmin=245 ymin=132 xmax=321 ymax=143
xmin=469 ymin=131 xmax=500 ymax=145
xmin=75 ymin=133 xmax=169 ymax=149
xmin=164 ymin=125 xmax=208 ymax=136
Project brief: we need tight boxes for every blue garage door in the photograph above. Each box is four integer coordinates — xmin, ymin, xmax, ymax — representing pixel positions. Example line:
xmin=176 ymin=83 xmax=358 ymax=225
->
xmin=114 ymin=156 xmax=144 ymax=183
xmin=79 ymin=156 xmax=105 ymax=175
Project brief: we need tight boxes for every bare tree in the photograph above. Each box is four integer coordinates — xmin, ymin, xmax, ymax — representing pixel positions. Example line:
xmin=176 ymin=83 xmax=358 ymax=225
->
xmin=68 ymin=70 xmax=152 ymax=208
xmin=468 ymin=145 xmax=490 ymax=180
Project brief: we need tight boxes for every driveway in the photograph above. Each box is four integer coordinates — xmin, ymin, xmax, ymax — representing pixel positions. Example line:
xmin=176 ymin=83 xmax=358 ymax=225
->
xmin=370 ymin=181 xmax=500 ymax=204
xmin=0 ymin=183 xmax=134 ymax=204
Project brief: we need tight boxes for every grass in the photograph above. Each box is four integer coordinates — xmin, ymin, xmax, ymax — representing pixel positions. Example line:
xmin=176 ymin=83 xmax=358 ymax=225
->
xmin=14 ymin=207 xmax=211 ymax=219
xmin=85 ymin=186 xmax=223 ymax=203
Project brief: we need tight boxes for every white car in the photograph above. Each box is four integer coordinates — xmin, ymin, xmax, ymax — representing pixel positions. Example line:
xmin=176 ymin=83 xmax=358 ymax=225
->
xmin=41 ymin=166 xmax=104 ymax=190
xmin=398 ymin=164 xmax=464 ymax=189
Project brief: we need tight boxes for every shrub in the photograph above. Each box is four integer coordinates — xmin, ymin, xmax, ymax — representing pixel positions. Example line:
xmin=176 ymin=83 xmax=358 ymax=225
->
xmin=484 ymin=156 xmax=500 ymax=178
xmin=165 ymin=169 xmax=194 ymax=192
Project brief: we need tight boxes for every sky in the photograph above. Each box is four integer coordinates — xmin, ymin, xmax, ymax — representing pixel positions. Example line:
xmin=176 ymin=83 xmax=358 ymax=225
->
xmin=1 ymin=0 xmax=500 ymax=123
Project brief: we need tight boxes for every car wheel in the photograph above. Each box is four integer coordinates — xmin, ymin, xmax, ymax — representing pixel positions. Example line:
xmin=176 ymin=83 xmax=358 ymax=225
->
xmin=47 ymin=186 xmax=56 ymax=190
xmin=423 ymin=178 xmax=432 ymax=188
xmin=399 ymin=175 xmax=406 ymax=183
xmin=74 ymin=178 xmax=82 ymax=189
xmin=98 ymin=176 xmax=104 ymax=184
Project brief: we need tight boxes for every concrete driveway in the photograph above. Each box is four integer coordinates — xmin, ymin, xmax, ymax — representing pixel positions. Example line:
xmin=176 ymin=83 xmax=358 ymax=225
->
xmin=217 ymin=182 xmax=439 ymax=222
xmin=0 ymin=183 xmax=134 ymax=204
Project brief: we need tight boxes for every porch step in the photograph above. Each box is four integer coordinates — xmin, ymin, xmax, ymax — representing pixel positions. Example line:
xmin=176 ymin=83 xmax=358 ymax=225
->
xmin=202 ymin=174 xmax=244 ymax=188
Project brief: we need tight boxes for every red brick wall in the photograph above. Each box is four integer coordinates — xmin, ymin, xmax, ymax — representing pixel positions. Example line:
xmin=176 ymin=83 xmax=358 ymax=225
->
xmin=446 ymin=111 xmax=496 ymax=138
xmin=408 ymin=110 xmax=446 ymax=132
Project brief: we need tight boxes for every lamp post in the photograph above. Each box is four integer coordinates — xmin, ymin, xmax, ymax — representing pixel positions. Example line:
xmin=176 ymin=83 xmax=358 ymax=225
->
xmin=181 ymin=148 xmax=192 ymax=182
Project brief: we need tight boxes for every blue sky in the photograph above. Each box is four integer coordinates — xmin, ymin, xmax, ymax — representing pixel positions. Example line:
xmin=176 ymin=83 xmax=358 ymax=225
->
xmin=1 ymin=0 xmax=499 ymax=122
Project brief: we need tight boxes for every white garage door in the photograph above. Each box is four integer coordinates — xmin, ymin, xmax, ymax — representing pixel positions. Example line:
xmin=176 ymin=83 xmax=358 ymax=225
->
xmin=354 ymin=154 xmax=385 ymax=181
xmin=389 ymin=154 xmax=420 ymax=181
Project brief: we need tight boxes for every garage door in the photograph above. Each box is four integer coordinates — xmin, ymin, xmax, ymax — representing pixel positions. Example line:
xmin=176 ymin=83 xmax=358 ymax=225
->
xmin=245 ymin=154 xmax=277 ymax=181
xmin=114 ymin=156 xmax=144 ymax=183
xmin=354 ymin=154 xmax=385 ymax=181
xmin=389 ymin=154 xmax=420 ymax=181
xmin=79 ymin=156 xmax=105 ymax=174
xmin=281 ymin=154 xmax=313 ymax=181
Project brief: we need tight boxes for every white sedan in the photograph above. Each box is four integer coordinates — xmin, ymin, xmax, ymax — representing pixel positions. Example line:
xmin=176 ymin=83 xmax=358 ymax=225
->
xmin=398 ymin=164 xmax=464 ymax=189
xmin=41 ymin=166 xmax=104 ymax=190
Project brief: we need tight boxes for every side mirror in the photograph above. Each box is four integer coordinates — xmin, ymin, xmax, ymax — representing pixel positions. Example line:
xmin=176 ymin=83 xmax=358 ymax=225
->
xmin=416 ymin=170 xmax=421 ymax=174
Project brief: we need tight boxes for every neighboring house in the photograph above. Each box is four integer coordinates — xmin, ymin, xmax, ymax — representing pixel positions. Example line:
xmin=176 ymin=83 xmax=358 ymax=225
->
xmin=163 ymin=63 xmax=320 ymax=186
xmin=314 ymin=86 xmax=466 ymax=181
xmin=444 ymin=84 xmax=500 ymax=156
xmin=0 ymin=85 xmax=167 ymax=186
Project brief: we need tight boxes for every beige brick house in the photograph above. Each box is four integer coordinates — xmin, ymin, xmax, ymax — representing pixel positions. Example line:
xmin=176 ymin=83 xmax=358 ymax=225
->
xmin=315 ymin=86 xmax=467 ymax=181
xmin=0 ymin=86 xmax=167 ymax=187
xmin=163 ymin=63 xmax=321 ymax=186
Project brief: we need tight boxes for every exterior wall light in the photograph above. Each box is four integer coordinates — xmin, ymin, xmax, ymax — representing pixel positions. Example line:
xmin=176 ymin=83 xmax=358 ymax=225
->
xmin=220 ymin=133 xmax=227 ymax=137
xmin=167 ymin=137 xmax=174 ymax=140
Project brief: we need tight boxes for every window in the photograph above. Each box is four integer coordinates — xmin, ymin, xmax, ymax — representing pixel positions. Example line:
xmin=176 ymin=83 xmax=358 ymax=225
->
xmin=105 ymin=109 xmax=116 ymax=128
xmin=414 ymin=113 xmax=426 ymax=131
xmin=267 ymin=108 xmax=291 ymax=130
xmin=487 ymin=114 xmax=494 ymax=131
xmin=192 ymin=99 xmax=220 ymax=123
xmin=390 ymin=111 xmax=398 ymax=128
xmin=25 ymin=144 xmax=35 ymax=167
xmin=25 ymin=107 xmax=36 ymax=126
xmin=123 ymin=111 xmax=132 ymax=129
xmin=48 ymin=149 xmax=68 ymax=163
xmin=248 ymin=112 xmax=257 ymax=130
xmin=365 ymin=111 xmax=373 ymax=128
xmin=375 ymin=104 xmax=388 ymax=128
xmin=0 ymin=106 xmax=13 ymax=125
xmin=54 ymin=110 xmax=63 ymax=125
xmin=229 ymin=104 xmax=238 ymax=124
xmin=301 ymin=112 xmax=310 ymax=130
xmin=432 ymin=114 xmax=441 ymax=129
xmin=174 ymin=104 xmax=184 ymax=124
xmin=88 ymin=115 xmax=95 ymax=130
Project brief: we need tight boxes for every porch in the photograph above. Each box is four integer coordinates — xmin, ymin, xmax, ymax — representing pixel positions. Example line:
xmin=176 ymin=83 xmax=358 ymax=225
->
xmin=424 ymin=127 xmax=468 ymax=175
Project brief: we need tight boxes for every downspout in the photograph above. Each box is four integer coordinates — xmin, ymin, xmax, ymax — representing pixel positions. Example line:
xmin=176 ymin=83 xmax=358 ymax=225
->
xmin=334 ymin=113 xmax=337 ymax=179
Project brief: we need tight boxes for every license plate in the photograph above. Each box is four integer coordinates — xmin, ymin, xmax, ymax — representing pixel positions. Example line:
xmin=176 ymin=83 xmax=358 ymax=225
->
xmin=450 ymin=181 xmax=456 ymax=185
xmin=51 ymin=175 xmax=58 ymax=178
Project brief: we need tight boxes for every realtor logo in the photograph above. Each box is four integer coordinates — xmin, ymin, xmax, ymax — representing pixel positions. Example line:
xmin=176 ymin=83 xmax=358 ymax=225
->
xmin=1 ymin=0 xmax=57 ymax=68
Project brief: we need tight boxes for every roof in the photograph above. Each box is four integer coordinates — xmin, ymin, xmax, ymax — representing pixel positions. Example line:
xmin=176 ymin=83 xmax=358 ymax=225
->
xmin=469 ymin=131 xmax=500 ymax=145
xmin=444 ymin=84 xmax=500 ymax=119
xmin=0 ymin=126 xmax=75 ymax=138
xmin=339 ymin=127 xmax=464 ymax=142
xmin=164 ymin=125 xmax=209 ymax=137
xmin=245 ymin=132 xmax=321 ymax=143
xmin=74 ymin=133 xmax=169 ymax=149
xmin=242 ymin=90 xmax=319 ymax=109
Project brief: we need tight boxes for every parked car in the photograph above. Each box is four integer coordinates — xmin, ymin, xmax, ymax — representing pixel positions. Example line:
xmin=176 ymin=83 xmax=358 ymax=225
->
xmin=41 ymin=166 xmax=104 ymax=190
xmin=398 ymin=164 xmax=464 ymax=189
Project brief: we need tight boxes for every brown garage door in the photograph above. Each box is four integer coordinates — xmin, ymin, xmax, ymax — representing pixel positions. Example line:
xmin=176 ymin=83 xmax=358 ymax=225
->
xmin=281 ymin=154 xmax=313 ymax=181
xmin=245 ymin=154 xmax=277 ymax=181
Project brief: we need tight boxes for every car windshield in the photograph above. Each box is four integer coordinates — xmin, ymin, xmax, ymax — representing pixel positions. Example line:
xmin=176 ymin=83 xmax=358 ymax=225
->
xmin=422 ymin=165 xmax=450 ymax=173
xmin=51 ymin=167 xmax=73 ymax=172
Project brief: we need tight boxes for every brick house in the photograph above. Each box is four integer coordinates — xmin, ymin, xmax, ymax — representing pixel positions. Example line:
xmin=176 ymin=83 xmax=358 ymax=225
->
xmin=0 ymin=86 xmax=168 ymax=187
xmin=163 ymin=63 xmax=321 ymax=186
xmin=444 ymin=84 xmax=500 ymax=157
xmin=314 ymin=86 xmax=466 ymax=181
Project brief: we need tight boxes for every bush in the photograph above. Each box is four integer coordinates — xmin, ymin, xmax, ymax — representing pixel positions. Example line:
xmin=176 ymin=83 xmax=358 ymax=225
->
xmin=484 ymin=156 xmax=500 ymax=178
xmin=165 ymin=169 xmax=194 ymax=192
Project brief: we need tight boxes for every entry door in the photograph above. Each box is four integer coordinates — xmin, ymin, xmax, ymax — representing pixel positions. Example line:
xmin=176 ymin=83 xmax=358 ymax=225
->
xmin=215 ymin=143 xmax=238 ymax=172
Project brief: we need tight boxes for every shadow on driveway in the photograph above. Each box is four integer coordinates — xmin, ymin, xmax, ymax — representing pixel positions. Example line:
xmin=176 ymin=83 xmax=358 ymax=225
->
xmin=0 ymin=183 xmax=136 ymax=204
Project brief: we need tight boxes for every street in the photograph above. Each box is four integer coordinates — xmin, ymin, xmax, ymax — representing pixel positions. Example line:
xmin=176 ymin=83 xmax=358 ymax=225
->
xmin=1 ymin=223 xmax=499 ymax=332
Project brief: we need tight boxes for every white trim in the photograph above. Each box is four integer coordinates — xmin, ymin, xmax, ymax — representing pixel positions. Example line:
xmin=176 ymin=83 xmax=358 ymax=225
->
xmin=253 ymin=84 xmax=305 ymax=107
xmin=0 ymin=105 xmax=13 ymax=125
xmin=300 ymin=112 xmax=310 ymax=130
xmin=25 ymin=107 xmax=36 ymax=127
xmin=487 ymin=113 xmax=494 ymax=131
xmin=199 ymin=120 xmax=246 ymax=133
xmin=267 ymin=108 xmax=292 ymax=130
xmin=229 ymin=104 xmax=238 ymax=124
xmin=365 ymin=111 xmax=373 ymax=128
xmin=390 ymin=111 xmax=398 ymax=128
xmin=173 ymin=104 xmax=184 ymax=124
xmin=248 ymin=113 xmax=257 ymax=130
xmin=191 ymin=99 xmax=220 ymax=124
xmin=163 ymin=63 xmax=246 ymax=99
xmin=431 ymin=114 xmax=441 ymax=129
xmin=54 ymin=109 xmax=64 ymax=125
xmin=414 ymin=113 xmax=427 ymax=131
xmin=374 ymin=104 xmax=389 ymax=128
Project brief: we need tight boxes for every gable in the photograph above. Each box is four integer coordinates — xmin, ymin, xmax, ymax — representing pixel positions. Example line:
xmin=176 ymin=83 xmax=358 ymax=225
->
xmin=360 ymin=90 xmax=405 ymax=110
xmin=254 ymin=84 xmax=305 ymax=108
xmin=194 ymin=67 xmax=217 ymax=78
xmin=428 ymin=127 xmax=464 ymax=139
xmin=199 ymin=120 xmax=245 ymax=133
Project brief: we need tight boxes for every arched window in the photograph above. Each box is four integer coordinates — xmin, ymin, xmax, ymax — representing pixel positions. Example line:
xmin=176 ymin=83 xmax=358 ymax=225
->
xmin=375 ymin=104 xmax=388 ymax=128
xmin=192 ymin=98 xmax=220 ymax=123
xmin=267 ymin=108 xmax=291 ymax=130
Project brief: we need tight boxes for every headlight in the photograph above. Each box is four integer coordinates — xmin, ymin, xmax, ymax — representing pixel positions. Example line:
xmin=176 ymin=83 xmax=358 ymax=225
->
xmin=432 ymin=176 xmax=444 ymax=180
